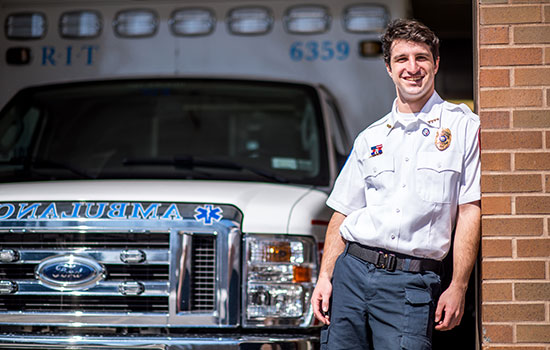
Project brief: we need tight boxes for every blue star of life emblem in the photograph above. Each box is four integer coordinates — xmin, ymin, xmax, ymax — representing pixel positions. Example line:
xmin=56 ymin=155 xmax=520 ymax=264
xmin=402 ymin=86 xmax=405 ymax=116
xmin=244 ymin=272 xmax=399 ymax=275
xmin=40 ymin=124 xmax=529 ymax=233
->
xmin=194 ymin=204 xmax=223 ymax=225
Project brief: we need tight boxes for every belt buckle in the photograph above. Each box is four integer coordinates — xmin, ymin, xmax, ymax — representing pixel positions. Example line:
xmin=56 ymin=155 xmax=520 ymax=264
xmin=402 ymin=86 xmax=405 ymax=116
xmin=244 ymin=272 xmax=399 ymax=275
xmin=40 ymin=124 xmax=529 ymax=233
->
xmin=376 ymin=251 xmax=397 ymax=272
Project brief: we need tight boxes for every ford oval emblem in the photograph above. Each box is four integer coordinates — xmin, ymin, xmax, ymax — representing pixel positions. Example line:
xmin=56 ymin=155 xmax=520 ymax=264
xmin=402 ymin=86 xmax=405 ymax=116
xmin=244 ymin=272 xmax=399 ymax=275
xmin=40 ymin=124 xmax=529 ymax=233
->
xmin=35 ymin=255 xmax=105 ymax=290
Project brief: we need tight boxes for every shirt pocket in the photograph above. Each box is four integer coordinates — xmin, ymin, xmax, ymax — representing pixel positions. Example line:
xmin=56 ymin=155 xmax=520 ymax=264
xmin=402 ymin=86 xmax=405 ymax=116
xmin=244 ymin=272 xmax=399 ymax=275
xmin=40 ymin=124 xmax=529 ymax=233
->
xmin=416 ymin=151 xmax=462 ymax=203
xmin=361 ymin=155 xmax=395 ymax=205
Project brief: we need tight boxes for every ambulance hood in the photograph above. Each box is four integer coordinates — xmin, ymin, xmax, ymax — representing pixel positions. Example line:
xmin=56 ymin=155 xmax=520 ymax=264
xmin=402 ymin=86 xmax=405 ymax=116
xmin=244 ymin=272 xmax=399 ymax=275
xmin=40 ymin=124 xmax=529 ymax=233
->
xmin=0 ymin=180 xmax=330 ymax=234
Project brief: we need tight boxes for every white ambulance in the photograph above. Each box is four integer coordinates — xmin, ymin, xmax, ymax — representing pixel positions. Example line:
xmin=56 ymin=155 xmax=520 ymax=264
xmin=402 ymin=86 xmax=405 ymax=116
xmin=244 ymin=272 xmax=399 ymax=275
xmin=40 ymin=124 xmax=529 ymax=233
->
xmin=0 ymin=0 xmax=407 ymax=348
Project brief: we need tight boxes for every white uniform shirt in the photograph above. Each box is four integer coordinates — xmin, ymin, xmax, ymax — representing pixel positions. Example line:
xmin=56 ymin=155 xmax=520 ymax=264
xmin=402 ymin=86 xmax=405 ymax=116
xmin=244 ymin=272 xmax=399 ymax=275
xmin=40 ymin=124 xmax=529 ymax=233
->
xmin=326 ymin=92 xmax=480 ymax=260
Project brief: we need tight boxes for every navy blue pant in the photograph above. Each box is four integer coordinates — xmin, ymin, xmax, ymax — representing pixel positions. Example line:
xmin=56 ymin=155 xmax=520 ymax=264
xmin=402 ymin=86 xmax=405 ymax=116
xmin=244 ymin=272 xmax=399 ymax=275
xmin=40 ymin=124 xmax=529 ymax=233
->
xmin=320 ymin=247 xmax=441 ymax=350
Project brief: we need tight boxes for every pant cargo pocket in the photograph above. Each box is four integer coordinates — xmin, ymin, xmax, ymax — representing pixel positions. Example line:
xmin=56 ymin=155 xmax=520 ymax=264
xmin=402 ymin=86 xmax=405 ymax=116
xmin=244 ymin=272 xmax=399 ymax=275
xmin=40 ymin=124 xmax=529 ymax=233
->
xmin=404 ymin=288 xmax=433 ymax=337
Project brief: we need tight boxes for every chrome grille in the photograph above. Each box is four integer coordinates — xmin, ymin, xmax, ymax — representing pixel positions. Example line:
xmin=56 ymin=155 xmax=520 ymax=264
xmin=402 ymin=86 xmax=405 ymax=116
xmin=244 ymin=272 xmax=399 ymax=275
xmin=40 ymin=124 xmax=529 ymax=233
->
xmin=0 ymin=230 xmax=170 ymax=314
xmin=106 ymin=265 xmax=169 ymax=280
xmin=0 ymin=345 xmax=163 ymax=350
xmin=190 ymin=235 xmax=216 ymax=311
xmin=0 ymin=265 xmax=33 ymax=279
xmin=0 ymin=200 xmax=242 ymax=327
xmin=0 ymin=295 xmax=168 ymax=313
xmin=0 ymin=264 xmax=169 ymax=280
xmin=0 ymin=231 xmax=169 ymax=249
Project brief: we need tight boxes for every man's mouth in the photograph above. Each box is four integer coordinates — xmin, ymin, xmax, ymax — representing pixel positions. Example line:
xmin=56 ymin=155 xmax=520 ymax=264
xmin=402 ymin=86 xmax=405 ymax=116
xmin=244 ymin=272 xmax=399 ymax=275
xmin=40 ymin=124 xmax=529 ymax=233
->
xmin=403 ymin=75 xmax=424 ymax=82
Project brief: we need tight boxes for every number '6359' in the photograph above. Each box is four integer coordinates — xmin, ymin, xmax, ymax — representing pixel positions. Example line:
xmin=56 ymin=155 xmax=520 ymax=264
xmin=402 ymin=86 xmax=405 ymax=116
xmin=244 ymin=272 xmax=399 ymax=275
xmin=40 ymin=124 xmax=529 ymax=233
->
xmin=290 ymin=41 xmax=350 ymax=62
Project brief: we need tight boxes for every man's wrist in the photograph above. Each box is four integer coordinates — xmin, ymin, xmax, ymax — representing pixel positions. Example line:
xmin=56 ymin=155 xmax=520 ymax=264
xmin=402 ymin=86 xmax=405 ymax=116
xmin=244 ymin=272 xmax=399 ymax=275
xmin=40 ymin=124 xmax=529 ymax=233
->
xmin=449 ymin=280 xmax=469 ymax=293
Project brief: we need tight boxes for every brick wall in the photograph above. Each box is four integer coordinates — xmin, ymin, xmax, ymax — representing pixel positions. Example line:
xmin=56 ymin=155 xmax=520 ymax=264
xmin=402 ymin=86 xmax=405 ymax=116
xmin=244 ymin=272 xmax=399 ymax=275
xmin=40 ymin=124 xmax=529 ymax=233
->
xmin=477 ymin=0 xmax=550 ymax=349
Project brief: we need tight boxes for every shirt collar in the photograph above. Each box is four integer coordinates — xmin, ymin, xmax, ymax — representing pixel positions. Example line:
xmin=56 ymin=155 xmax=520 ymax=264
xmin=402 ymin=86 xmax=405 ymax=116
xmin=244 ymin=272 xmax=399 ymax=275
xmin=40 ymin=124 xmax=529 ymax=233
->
xmin=386 ymin=91 xmax=443 ymax=135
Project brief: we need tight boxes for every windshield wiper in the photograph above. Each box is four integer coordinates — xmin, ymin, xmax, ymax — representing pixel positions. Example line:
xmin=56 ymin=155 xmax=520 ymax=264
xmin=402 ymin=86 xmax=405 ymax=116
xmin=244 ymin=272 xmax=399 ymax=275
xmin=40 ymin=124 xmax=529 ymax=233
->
xmin=122 ymin=156 xmax=288 ymax=183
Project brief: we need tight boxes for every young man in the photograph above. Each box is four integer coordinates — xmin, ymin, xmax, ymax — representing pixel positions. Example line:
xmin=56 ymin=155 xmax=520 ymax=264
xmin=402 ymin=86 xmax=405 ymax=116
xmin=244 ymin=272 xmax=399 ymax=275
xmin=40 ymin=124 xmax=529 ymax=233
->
xmin=311 ymin=19 xmax=481 ymax=349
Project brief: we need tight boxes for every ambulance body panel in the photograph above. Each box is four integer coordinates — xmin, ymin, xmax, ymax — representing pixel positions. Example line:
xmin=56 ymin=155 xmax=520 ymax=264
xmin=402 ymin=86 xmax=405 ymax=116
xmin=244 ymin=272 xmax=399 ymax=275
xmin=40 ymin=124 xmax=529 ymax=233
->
xmin=0 ymin=0 xmax=407 ymax=348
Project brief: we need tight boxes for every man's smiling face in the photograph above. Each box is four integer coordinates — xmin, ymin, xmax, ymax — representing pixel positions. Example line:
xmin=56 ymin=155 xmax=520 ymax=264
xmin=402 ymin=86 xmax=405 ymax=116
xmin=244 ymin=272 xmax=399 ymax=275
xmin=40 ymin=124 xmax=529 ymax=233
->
xmin=386 ymin=39 xmax=439 ymax=113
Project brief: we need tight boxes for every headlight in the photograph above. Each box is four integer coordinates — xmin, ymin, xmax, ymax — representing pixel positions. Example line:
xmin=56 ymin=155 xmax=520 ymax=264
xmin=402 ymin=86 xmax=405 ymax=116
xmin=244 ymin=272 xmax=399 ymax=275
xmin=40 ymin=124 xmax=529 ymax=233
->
xmin=243 ymin=234 xmax=317 ymax=327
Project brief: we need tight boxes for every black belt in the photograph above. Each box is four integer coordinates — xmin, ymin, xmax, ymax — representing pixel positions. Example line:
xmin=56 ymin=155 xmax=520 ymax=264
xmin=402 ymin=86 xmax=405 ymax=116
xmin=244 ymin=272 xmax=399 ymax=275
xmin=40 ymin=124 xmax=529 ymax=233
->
xmin=347 ymin=242 xmax=442 ymax=274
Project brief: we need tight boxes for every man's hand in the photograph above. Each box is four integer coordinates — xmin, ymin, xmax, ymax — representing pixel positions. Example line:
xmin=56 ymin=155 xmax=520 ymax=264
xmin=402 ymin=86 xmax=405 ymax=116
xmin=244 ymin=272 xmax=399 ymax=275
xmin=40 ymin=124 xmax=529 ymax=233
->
xmin=312 ymin=276 xmax=332 ymax=324
xmin=434 ymin=283 xmax=467 ymax=331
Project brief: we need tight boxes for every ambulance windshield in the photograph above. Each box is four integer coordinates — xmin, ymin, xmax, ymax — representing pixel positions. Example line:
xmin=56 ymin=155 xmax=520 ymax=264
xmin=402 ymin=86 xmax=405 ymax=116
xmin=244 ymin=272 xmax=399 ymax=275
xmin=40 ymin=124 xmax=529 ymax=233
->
xmin=0 ymin=79 xmax=329 ymax=186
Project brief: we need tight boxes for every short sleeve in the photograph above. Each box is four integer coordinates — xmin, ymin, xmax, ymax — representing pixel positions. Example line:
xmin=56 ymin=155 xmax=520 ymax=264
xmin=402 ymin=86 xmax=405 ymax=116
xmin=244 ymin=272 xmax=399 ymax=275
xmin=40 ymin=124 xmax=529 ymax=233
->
xmin=326 ymin=140 xmax=366 ymax=215
xmin=458 ymin=116 xmax=481 ymax=205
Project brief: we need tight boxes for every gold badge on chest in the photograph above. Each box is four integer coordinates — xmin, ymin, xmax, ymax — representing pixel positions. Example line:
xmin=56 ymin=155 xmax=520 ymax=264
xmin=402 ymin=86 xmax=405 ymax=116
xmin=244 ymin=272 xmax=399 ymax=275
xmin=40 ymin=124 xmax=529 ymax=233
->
xmin=435 ymin=128 xmax=451 ymax=151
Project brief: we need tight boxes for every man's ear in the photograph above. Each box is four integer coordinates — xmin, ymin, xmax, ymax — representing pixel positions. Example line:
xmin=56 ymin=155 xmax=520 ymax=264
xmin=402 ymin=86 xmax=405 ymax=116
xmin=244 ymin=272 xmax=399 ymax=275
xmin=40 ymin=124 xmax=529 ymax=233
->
xmin=434 ymin=56 xmax=440 ymax=75
xmin=385 ymin=62 xmax=392 ymax=77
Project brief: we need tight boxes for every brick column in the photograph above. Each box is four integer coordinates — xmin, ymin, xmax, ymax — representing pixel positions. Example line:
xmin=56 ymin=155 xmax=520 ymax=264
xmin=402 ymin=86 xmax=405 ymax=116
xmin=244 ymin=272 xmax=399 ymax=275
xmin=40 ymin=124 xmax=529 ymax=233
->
xmin=477 ymin=0 xmax=550 ymax=349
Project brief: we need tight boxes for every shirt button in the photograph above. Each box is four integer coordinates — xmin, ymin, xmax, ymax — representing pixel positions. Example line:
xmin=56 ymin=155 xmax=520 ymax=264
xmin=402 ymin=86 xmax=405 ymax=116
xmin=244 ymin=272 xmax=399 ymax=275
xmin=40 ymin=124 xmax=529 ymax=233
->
xmin=391 ymin=234 xmax=396 ymax=240
xmin=373 ymin=167 xmax=377 ymax=173
xmin=402 ymin=184 xmax=406 ymax=188
xmin=404 ymin=157 xmax=409 ymax=162
xmin=395 ymin=208 xmax=400 ymax=213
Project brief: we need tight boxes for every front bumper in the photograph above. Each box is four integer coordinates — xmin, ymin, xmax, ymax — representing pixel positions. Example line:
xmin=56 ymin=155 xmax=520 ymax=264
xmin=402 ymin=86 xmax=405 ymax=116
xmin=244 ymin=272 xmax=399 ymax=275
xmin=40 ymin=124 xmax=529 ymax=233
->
xmin=0 ymin=333 xmax=319 ymax=349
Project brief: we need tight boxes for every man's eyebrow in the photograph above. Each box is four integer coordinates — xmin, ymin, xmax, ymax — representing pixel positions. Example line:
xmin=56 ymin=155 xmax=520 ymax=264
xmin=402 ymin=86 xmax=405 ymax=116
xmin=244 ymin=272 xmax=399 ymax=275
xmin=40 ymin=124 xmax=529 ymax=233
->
xmin=392 ymin=53 xmax=408 ymax=60
xmin=392 ymin=52 xmax=431 ymax=59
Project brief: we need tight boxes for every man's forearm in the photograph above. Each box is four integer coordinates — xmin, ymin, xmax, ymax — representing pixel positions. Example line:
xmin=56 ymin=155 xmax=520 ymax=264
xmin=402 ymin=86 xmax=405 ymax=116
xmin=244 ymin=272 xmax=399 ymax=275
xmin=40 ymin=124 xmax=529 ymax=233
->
xmin=435 ymin=200 xmax=481 ymax=331
xmin=451 ymin=201 xmax=481 ymax=290
xmin=318 ymin=211 xmax=347 ymax=280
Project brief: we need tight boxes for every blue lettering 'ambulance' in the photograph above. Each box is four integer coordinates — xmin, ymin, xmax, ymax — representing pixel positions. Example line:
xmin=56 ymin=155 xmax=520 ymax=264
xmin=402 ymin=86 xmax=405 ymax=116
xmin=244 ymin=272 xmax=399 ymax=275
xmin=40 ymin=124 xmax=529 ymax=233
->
xmin=0 ymin=202 xmax=224 ymax=223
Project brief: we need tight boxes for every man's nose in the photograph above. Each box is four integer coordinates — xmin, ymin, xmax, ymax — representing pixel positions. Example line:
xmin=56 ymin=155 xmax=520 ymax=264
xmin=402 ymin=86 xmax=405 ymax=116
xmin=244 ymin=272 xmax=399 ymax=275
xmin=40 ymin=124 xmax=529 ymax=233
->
xmin=406 ymin=57 xmax=419 ymax=73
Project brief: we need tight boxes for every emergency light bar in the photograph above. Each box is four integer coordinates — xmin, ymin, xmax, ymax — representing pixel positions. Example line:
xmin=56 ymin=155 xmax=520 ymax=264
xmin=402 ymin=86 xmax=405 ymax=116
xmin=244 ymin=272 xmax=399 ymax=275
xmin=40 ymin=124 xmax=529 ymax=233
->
xmin=170 ymin=8 xmax=215 ymax=36
xmin=343 ymin=4 xmax=389 ymax=33
xmin=60 ymin=11 xmax=102 ymax=39
xmin=283 ymin=5 xmax=330 ymax=34
xmin=5 ymin=13 xmax=46 ymax=40
xmin=227 ymin=7 xmax=272 ymax=35
xmin=114 ymin=9 xmax=158 ymax=38
xmin=5 ymin=4 xmax=392 ymax=41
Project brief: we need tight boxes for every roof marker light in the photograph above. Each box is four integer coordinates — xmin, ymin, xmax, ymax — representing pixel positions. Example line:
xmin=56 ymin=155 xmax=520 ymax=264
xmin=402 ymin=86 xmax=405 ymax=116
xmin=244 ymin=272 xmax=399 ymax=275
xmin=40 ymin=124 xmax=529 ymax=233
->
xmin=114 ymin=9 xmax=158 ymax=38
xmin=6 ymin=47 xmax=32 ymax=65
xmin=227 ymin=7 xmax=272 ymax=35
xmin=284 ymin=5 xmax=330 ymax=34
xmin=5 ymin=13 xmax=46 ymax=40
xmin=359 ymin=40 xmax=383 ymax=58
xmin=343 ymin=4 xmax=389 ymax=33
xmin=171 ymin=8 xmax=215 ymax=36
xmin=60 ymin=10 xmax=102 ymax=39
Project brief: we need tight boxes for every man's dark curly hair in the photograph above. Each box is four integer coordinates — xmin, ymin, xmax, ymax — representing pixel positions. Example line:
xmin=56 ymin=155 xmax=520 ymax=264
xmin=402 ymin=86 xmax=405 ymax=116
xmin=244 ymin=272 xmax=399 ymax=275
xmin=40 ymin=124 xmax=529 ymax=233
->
xmin=381 ymin=18 xmax=440 ymax=67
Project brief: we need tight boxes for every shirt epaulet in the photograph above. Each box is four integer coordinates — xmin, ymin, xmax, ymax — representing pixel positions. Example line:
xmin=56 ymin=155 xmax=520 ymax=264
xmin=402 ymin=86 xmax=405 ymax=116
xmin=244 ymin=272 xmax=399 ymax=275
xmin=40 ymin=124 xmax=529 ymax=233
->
xmin=366 ymin=113 xmax=391 ymax=130
xmin=442 ymin=101 xmax=480 ymax=123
